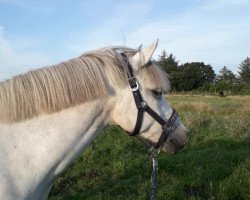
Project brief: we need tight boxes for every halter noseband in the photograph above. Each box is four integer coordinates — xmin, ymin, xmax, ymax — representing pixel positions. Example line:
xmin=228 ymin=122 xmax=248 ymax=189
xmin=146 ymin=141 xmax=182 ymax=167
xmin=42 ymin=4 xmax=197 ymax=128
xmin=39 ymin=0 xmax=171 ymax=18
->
xmin=121 ymin=53 xmax=180 ymax=149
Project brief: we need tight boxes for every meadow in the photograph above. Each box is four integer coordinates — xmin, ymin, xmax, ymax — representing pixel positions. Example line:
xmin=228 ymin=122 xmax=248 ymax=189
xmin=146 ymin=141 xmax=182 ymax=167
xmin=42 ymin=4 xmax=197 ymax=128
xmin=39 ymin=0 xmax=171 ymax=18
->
xmin=49 ymin=95 xmax=250 ymax=200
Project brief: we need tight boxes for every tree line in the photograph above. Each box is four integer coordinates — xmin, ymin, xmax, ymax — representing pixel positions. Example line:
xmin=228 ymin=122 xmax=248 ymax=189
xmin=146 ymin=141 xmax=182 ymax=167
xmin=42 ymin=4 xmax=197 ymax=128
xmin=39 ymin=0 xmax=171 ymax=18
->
xmin=157 ymin=51 xmax=250 ymax=95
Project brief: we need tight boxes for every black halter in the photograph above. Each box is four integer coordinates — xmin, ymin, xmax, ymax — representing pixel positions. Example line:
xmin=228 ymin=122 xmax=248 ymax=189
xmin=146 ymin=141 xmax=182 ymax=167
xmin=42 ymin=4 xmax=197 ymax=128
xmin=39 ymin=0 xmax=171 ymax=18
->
xmin=121 ymin=53 xmax=180 ymax=149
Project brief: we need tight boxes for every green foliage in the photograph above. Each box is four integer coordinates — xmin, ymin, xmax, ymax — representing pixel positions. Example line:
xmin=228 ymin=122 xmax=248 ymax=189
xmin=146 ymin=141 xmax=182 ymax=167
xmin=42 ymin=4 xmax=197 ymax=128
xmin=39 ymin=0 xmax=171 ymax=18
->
xmin=158 ymin=51 xmax=179 ymax=73
xmin=176 ymin=62 xmax=215 ymax=91
xmin=157 ymin=51 xmax=215 ymax=91
xmin=216 ymin=66 xmax=236 ymax=83
xmin=157 ymin=50 xmax=250 ymax=94
xmin=157 ymin=51 xmax=179 ymax=90
xmin=238 ymin=57 xmax=250 ymax=83
xmin=196 ymin=81 xmax=250 ymax=95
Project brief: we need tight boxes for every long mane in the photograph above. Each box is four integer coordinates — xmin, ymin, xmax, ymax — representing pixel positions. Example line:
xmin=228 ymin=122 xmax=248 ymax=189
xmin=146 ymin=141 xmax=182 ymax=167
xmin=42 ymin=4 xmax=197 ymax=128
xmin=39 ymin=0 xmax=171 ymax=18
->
xmin=0 ymin=47 xmax=170 ymax=123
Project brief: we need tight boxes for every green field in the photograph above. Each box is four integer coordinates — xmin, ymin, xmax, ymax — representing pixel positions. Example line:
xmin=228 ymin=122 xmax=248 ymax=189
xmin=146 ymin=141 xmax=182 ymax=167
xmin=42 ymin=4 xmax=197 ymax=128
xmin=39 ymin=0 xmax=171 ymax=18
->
xmin=49 ymin=95 xmax=250 ymax=200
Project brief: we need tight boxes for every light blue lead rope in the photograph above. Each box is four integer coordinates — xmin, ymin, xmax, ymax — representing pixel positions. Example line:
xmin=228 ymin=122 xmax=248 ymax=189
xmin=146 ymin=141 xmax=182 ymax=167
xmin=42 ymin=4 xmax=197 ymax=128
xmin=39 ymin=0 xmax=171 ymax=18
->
xmin=150 ymin=148 xmax=159 ymax=200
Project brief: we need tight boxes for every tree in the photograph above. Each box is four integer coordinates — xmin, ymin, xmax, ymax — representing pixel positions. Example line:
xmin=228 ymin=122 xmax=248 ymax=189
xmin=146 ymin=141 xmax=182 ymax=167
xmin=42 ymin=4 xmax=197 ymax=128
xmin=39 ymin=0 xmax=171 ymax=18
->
xmin=157 ymin=51 xmax=216 ymax=91
xmin=217 ymin=66 xmax=236 ymax=83
xmin=157 ymin=51 xmax=179 ymax=90
xmin=176 ymin=62 xmax=215 ymax=91
xmin=238 ymin=57 xmax=250 ymax=83
xmin=158 ymin=50 xmax=179 ymax=73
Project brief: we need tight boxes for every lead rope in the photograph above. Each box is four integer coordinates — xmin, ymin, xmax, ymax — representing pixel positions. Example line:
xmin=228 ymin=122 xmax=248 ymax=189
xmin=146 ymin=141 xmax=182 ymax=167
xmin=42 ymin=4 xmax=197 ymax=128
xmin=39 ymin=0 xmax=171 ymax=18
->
xmin=135 ymin=137 xmax=159 ymax=200
xmin=150 ymin=148 xmax=159 ymax=200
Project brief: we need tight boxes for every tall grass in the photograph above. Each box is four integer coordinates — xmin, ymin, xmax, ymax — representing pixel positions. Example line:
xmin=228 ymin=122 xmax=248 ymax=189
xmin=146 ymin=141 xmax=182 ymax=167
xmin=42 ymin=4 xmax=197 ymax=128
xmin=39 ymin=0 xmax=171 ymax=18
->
xmin=49 ymin=95 xmax=250 ymax=200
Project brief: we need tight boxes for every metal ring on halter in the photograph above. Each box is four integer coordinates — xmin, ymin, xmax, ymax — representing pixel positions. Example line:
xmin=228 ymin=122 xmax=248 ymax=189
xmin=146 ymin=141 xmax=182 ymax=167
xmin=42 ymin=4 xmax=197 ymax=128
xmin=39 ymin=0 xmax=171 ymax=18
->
xmin=129 ymin=81 xmax=139 ymax=91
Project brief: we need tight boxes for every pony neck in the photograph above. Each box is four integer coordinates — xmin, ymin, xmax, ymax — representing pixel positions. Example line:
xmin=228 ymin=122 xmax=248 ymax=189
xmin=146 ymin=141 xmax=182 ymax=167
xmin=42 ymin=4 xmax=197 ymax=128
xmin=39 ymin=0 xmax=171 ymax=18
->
xmin=0 ymin=99 xmax=109 ymax=199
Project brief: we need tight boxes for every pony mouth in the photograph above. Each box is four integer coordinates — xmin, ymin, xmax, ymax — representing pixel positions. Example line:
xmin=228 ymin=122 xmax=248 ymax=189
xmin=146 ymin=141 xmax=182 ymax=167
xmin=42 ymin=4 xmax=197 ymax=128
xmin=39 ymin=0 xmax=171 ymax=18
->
xmin=162 ymin=139 xmax=184 ymax=155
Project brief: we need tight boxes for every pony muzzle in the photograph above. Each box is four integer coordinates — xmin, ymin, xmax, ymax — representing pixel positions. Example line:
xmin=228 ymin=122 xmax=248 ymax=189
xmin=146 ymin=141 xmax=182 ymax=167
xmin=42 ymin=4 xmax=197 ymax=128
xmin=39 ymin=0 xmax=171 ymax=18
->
xmin=169 ymin=138 xmax=185 ymax=150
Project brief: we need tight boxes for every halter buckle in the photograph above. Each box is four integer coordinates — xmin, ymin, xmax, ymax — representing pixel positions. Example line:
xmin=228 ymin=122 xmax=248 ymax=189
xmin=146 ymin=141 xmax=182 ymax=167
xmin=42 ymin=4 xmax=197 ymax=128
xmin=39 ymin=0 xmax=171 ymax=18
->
xmin=163 ymin=122 xmax=172 ymax=132
xmin=139 ymin=101 xmax=148 ymax=110
xmin=128 ymin=77 xmax=139 ymax=91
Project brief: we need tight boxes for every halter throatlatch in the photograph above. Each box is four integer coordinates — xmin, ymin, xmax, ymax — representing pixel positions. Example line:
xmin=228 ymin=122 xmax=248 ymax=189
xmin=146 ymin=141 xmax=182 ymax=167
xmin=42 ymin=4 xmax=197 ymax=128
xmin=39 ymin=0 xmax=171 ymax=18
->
xmin=121 ymin=53 xmax=179 ymax=149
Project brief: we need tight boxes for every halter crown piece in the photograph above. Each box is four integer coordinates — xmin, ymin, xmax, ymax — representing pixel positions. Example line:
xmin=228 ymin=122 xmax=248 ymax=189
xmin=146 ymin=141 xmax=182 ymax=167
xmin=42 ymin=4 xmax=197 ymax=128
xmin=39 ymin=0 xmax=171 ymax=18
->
xmin=120 ymin=53 xmax=180 ymax=149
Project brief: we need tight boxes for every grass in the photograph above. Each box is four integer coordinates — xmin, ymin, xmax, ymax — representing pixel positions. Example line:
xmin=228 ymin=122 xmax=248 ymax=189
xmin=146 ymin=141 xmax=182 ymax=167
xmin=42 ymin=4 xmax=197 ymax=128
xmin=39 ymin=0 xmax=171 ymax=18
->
xmin=49 ymin=95 xmax=250 ymax=200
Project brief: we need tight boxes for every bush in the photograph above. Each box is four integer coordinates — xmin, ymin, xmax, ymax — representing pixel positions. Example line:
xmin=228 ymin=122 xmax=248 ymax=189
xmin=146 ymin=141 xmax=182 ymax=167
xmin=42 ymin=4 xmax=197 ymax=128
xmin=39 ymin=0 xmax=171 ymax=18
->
xmin=193 ymin=82 xmax=250 ymax=95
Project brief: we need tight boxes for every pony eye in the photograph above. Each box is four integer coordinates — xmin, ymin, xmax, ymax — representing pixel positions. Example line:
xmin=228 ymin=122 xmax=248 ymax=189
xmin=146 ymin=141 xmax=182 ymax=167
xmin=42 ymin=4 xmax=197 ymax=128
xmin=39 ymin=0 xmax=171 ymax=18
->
xmin=152 ymin=90 xmax=163 ymax=98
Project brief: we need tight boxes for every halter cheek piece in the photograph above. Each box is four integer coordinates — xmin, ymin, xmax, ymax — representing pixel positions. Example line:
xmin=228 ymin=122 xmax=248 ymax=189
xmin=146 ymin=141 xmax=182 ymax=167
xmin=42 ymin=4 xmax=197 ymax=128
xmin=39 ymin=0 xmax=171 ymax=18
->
xmin=121 ymin=53 xmax=180 ymax=149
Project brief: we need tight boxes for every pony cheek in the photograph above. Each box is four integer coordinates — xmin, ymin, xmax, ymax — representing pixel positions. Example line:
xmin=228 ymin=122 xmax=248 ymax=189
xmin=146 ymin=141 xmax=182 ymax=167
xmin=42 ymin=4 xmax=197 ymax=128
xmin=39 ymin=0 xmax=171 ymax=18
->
xmin=110 ymin=108 xmax=136 ymax=132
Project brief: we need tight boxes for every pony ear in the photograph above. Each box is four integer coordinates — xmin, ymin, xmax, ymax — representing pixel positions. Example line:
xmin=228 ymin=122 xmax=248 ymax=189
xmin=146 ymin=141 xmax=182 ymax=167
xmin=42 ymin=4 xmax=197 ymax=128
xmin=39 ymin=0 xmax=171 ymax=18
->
xmin=130 ymin=39 xmax=159 ymax=70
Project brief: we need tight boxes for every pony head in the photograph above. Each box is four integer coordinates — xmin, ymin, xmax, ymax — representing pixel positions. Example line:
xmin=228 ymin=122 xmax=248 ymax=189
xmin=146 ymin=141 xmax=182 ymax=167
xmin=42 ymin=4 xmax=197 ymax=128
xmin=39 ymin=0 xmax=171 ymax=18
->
xmin=110 ymin=40 xmax=189 ymax=154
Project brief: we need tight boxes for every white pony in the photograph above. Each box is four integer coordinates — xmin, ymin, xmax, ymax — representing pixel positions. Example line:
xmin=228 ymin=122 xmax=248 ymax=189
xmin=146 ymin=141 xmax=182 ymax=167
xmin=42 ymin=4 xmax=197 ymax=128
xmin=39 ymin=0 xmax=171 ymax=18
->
xmin=0 ymin=40 xmax=189 ymax=200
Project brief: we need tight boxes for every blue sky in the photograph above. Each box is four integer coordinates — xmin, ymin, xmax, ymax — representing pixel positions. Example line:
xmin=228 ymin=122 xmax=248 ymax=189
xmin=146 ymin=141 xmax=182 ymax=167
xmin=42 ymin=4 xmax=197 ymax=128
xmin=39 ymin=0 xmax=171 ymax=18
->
xmin=0 ymin=0 xmax=250 ymax=80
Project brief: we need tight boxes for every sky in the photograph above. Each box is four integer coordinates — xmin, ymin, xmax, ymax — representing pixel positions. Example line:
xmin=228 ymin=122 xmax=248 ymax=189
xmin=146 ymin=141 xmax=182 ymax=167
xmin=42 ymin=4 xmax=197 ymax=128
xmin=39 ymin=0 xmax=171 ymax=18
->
xmin=0 ymin=0 xmax=250 ymax=80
